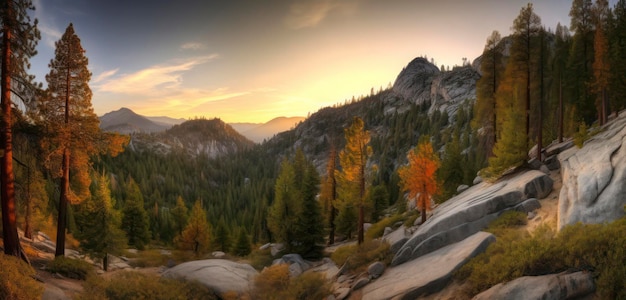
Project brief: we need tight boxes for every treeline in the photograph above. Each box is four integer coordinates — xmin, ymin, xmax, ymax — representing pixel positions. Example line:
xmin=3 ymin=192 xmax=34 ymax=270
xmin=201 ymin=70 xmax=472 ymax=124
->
xmin=475 ymin=0 xmax=626 ymax=176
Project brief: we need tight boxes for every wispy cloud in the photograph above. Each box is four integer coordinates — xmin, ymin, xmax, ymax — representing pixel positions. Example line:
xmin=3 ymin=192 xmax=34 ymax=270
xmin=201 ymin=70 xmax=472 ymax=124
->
xmin=32 ymin=0 xmax=63 ymax=48
xmin=94 ymin=54 xmax=218 ymax=95
xmin=180 ymin=42 xmax=205 ymax=51
xmin=284 ymin=0 xmax=359 ymax=29
xmin=92 ymin=68 xmax=118 ymax=84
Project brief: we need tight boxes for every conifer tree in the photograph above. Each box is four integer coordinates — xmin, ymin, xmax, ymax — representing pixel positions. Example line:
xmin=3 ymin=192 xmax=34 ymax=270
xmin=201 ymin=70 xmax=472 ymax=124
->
xmin=369 ymin=185 xmax=388 ymax=222
xmin=319 ymin=146 xmax=338 ymax=245
xmin=398 ymin=140 xmax=440 ymax=224
xmin=552 ymin=23 xmax=572 ymax=142
xmin=121 ymin=178 xmax=151 ymax=250
xmin=568 ymin=0 xmax=596 ymax=123
xmin=170 ymin=196 xmax=188 ymax=236
xmin=213 ymin=217 xmax=230 ymax=252
xmin=336 ymin=117 xmax=372 ymax=245
xmin=233 ymin=228 xmax=251 ymax=257
xmin=472 ymin=30 xmax=504 ymax=157
xmin=592 ymin=0 xmax=611 ymax=125
xmin=75 ymin=173 xmax=127 ymax=271
xmin=1 ymin=0 xmax=40 ymax=261
xmin=484 ymin=100 xmax=528 ymax=178
xmin=267 ymin=158 xmax=300 ymax=248
xmin=610 ymin=0 xmax=626 ymax=114
xmin=175 ymin=199 xmax=211 ymax=255
xmin=38 ymin=23 xmax=126 ymax=256
xmin=293 ymin=162 xmax=324 ymax=259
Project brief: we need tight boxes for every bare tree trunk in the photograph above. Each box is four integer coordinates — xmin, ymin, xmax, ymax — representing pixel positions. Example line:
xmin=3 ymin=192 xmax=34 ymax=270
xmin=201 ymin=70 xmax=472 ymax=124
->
xmin=558 ymin=76 xmax=564 ymax=143
xmin=55 ymin=148 xmax=70 ymax=256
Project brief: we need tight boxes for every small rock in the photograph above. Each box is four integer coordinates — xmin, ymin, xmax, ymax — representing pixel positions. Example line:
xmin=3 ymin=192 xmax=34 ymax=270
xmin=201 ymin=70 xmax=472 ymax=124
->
xmin=212 ymin=251 xmax=225 ymax=258
xmin=367 ymin=262 xmax=385 ymax=279
xmin=456 ymin=184 xmax=469 ymax=193
xmin=270 ymin=243 xmax=285 ymax=256
xmin=160 ymin=250 xmax=172 ymax=256
xmin=259 ymin=243 xmax=271 ymax=250
xmin=527 ymin=211 xmax=537 ymax=220
xmin=544 ymin=155 xmax=561 ymax=170
xmin=97 ymin=270 xmax=105 ymax=275
xmin=126 ymin=249 xmax=138 ymax=254
xmin=335 ymin=287 xmax=351 ymax=300
xmin=383 ymin=227 xmax=393 ymax=237
xmin=363 ymin=223 xmax=372 ymax=232
xmin=540 ymin=165 xmax=550 ymax=174
xmin=393 ymin=221 xmax=403 ymax=229
xmin=473 ymin=175 xmax=483 ymax=185
xmin=528 ymin=157 xmax=543 ymax=170
xmin=352 ymin=277 xmax=370 ymax=291
xmin=337 ymin=275 xmax=350 ymax=284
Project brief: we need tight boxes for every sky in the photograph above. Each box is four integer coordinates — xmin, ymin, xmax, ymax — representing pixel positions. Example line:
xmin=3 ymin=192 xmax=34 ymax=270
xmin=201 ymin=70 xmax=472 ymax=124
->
xmin=29 ymin=0 xmax=598 ymax=123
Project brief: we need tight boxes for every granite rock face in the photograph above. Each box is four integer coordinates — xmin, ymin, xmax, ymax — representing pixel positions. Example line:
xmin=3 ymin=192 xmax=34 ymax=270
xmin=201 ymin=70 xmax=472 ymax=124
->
xmin=558 ymin=114 xmax=626 ymax=229
xmin=162 ymin=259 xmax=258 ymax=296
xmin=363 ymin=232 xmax=495 ymax=300
xmin=472 ymin=271 xmax=595 ymax=300
xmin=392 ymin=170 xmax=552 ymax=266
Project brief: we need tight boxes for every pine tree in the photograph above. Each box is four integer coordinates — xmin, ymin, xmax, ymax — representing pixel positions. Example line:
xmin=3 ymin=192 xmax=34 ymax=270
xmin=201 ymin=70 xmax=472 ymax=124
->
xmin=319 ymin=146 xmax=338 ymax=245
xmin=568 ymin=0 xmax=596 ymax=124
xmin=336 ymin=117 xmax=372 ymax=245
xmin=398 ymin=140 xmax=440 ymax=224
xmin=592 ymin=0 xmax=611 ymax=125
xmin=233 ymin=228 xmax=251 ymax=257
xmin=75 ymin=173 xmax=127 ymax=271
xmin=610 ymin=0 xmax=626 ymax=114
xmin=472 ymin=30 xmax=504 ymax=157
xmin=175 ymin=200 xmax=211 ymax=256
xmin=1 ymin=0 xmax=40 ymax=261
xmin=213 ymin=217 xmax=230 ymax=253
xmin=121 ymin=178 xmax=151 ymax=250
xmin=438 ymin=130 xmax=464 ymax=200
xmin=552 ymin=23 xmax=572 ymax=142
xmin=292 ymin=162 xmax=324 ymax=259
xmin=267 ymin=158 xmax=300 ymax=248
xmin=484 ymin=100 xmax=528 ymax=178
xmin=170 ymin=196 xmax=188 ymax=236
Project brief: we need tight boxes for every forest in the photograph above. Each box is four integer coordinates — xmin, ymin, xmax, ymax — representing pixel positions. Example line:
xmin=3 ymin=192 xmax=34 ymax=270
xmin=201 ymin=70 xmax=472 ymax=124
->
xmin=1 ymin=0 xmax=626 ymax=298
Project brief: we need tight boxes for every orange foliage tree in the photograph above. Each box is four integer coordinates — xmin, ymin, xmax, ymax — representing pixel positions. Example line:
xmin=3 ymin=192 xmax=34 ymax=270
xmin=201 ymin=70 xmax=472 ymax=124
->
xmin=398 ymin=140 xmax=440 ymax=224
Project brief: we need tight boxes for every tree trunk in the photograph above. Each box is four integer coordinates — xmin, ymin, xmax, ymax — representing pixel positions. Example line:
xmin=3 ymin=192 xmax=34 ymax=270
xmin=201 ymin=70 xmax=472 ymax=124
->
xmin=103 ymin=253 xmax=108 ymax=272
xmin=1 ymin=3 xmax=26 ymax=262
xmin=328 ymin=205 xmax=335 ymax=245
xmin=55 ymin=148 xmax=70 ymax=256
xmin=357 ymin=204 xmax=364 ymax=245
xmin=558 ymin=76 xmax=563 ymax=143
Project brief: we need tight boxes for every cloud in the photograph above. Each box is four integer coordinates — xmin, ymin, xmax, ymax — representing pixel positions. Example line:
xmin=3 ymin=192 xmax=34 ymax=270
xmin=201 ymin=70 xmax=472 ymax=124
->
xmin=284 ymin=0 xmax=359 ymax=29
xmin=92 ymin=68 xmax=118 ymax=84
xmin=32 ymin=0 xmax=63 ymax=48
xmin=94 ymin=54 xmax=218 ymax=95
xmin=180 ymin=42 xmax=205 ymax=51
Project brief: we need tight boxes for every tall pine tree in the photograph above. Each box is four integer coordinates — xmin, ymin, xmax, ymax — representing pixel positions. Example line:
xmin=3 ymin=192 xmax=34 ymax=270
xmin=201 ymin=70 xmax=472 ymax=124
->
xmin=121 ymin=178 xmax=151 ymax=250
xmin=0 ymin=0 xmax=40 ymax=261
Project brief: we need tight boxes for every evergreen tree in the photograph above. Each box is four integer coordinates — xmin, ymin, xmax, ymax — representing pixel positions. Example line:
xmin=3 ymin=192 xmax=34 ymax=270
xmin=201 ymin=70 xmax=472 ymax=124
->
xmin=552 ymin=23 xmax=572 ymax=142
xmin=472 ymin=30 xmax=504 ymax=157
xmin=213 ymin=217 xmax=230 ymax=252
xmin=610 ymin=0 xmax=626 ymax=114
xmin=369 ymin=185 xmax=389 ymax=222
xmin=170 ymin=196 xmax=188 ymax=236
xmin=438 ymin=130 xmax=464 ymax=200
xmin=336 ymin=117 xmax=372 ymax=245
xmin=568 ymin=0 xmax=596 ymax=124
xmin=75 ymin=173 xmax=127 ymax=271
xmin=1 ymin=0 xmax=40 ymax=261
xmin=121 ymin=178 xmax=151 ymax=250
xmin=37 ymin=23 xmax=126 ymax=256
xmin=267 ymin=158 xmax=300 ymax=249
xmin=292 ymin=162 xmax=324 ymax=259
xmin=319 ymin=146 xmax=338 ymax=245
xmin=175 ymin=200 xmax=211 ymax=256
xmin=233 ymin=228 xmax=251 ymax=257
xmin=484 ymin=101 xmax=528 ymax=178
xmin=592 ymin=0 xmax=611 ymax=125
xmin=335 ymin=203 xmax=357 ymax=239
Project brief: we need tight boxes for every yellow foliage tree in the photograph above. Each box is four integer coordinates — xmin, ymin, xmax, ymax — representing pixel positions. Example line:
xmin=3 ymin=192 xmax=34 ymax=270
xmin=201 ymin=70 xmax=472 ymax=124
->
xmin=398 ymin=140 xmax=440 ymax=224
xmin=175 ymin=200 xmax=211 ymax=256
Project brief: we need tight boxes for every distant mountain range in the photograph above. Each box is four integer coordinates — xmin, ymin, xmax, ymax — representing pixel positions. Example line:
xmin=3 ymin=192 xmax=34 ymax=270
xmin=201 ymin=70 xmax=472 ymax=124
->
xmin=99 ymin=107 xmax=303 ymax=143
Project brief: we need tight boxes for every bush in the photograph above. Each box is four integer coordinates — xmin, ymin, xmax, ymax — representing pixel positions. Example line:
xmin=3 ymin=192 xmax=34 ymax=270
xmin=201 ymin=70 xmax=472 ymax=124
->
xmin=46 ymin=256 xmax=94 ymax=280
xmin=0 ymin=253 xmax=44 ymax=300
xmin=248 ymin=248 xmax=275 ymax=271
xmin=253 ymin=264 xmax=331 ymax=300
xmin=76 ymin=271 xmax=217 ymax=300
xmin=456 ymin=214 xmax=626 ymax=299
xmin=330 ymin=240 xmax=392 ymax=274
xmin=365 ymin=214 xmax=404 ymax=241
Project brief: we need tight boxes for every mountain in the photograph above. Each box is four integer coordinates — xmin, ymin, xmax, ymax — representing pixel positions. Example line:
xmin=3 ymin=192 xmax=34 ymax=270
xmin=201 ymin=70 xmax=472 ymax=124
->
xmin=129 ymin=118 xmax=254 ymax=158
xmin=99 ymin=107 xmax=169 ymax=134
xmin=235 ymin=117 xmax=305 ymax=143
xmin=146 ymin=115 xmax=186 ymax=127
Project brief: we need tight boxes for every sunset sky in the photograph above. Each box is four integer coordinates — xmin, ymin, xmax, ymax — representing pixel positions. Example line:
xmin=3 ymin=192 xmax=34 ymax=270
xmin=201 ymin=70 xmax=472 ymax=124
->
xmin=30 ymin=0 xmax=597 ymax=123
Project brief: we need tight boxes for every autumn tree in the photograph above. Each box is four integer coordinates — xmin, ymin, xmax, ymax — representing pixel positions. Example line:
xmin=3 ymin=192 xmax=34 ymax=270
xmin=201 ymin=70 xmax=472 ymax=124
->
xmin=175 ymin=200 xmax=211 ymax=256
xmin=398 ymin=140 xmax=440 ymax=224
xmin=472 ymin=30 xmax=504 ymax=157
xmin=75 ymin=173 xmax=127 ymax=271
xmin=170 ymin=196 xmax=188 ymax=236
xmin=1 ymin=0 xmax=40 ymax=261
xmin=121 ymin=178 xmax=151 ymax=250
xmin=336 ymin=117 xmax=372 ymax=245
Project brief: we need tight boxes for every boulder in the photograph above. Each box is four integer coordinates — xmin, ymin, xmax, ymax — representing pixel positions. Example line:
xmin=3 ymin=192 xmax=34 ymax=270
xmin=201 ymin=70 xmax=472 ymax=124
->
xmin=383 ymin=226 xmax=393 ymax=237
xmin=273 ymin=253 xmax=310 ymax=277
xmin=473 ymin=175 xmax=483 ymax=185
xmin=308 ymin=258 xmax=339 ymax=280
xmin=558 ymin=114 xmax=626 ymax=230
xmin=472 ymin=271 xmax=595 ymax=300
xmin=162 ymin=259 xmax=258 ymax=296
xmin=367 ymin=261 xmax=385 ymax=279
xmin=383 ymin=225 xmax=409 ymax=254
xmin=513 ymin=198 xmax=541 ymax=213
xmin=212 ymin=251 xmax=225 ymax=258
xmin=363 ymin=232 xmax=495 ymax=300
xmin=352 ymin=277 xmax=370 ymax=291
xmin=392 ymin=170 xmax=552 ymax=266
xmin=457 ymin=184 xmax=469 ymax=193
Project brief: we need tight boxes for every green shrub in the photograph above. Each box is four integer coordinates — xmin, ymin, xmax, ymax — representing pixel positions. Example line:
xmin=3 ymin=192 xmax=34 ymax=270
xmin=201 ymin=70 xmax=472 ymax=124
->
xmin=0 ymin=253 xmax=44 ymax=300
xmin=330 ymin=240 xmax=391 ymax=274
xmin=253 ymin=264 xmax=331 ymax=300
xmin=46 ymin=256 xmax=94 ymax=280
xmin=365 ymin=214 xmax=404 ymax=241
xmin=248 ymin=248 xmax=275 ymax=271
xmin=76 ymin=271 xmax=217 ymax=300
xmin=456 ymin=214 xmax=626 ymax=299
